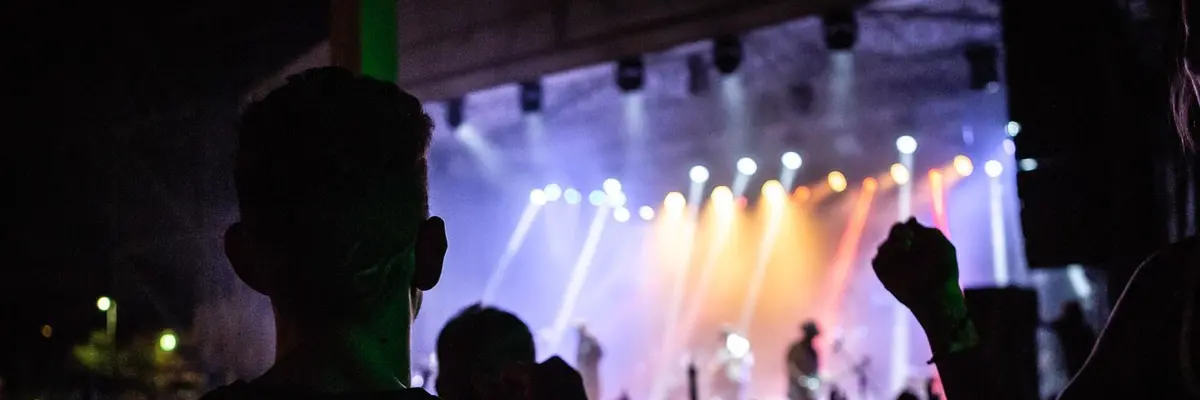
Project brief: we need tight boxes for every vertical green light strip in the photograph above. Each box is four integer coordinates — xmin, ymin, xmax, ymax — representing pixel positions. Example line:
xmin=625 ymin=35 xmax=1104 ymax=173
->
xmin=359 ymin=0 xmax=397 ymax=83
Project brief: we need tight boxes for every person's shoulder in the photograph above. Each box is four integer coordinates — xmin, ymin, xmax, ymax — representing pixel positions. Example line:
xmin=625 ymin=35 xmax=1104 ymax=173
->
xmin=1133 ymin=236 xmax=1199 ymax=279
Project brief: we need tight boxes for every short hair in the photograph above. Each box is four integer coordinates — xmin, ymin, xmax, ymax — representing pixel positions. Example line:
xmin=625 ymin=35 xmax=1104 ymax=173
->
xmin=436 ymin=304 xmax=536 ymax=396
xmin=235 ymin=67 xmax=433 ymax=312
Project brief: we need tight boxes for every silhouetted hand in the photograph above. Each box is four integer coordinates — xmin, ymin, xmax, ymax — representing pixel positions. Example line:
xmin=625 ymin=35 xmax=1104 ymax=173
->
xmin=531 ymin=356 xmax=587 ymax=400
xmin=871 ymin=218 xmax=966 ymax=330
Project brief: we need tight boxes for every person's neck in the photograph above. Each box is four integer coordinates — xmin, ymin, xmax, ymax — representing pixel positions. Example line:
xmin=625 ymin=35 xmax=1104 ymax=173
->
xmin=257 ymin=315 xmax=413 ymax=394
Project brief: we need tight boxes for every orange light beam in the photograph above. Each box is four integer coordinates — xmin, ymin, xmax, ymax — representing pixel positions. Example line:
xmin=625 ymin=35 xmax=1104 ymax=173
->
xmin=929 ymin=169 xmax=951 ymax=239
xmin=736 ymin=206 xmax=787 ymax=331
xmin=821 ymin=178 xmax=878 ymax=328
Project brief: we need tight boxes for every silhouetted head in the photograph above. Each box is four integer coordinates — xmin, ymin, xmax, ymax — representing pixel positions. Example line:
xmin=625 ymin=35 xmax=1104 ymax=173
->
xmin=436 ymin=304 xmax=537 ymax=400
xmin=225 ymin=67 xmax=445 ymax=356
xmin=802 ymin=320 xmax=820 ymax=339
xmin=896 ymin=391 xmax=920 ymax=400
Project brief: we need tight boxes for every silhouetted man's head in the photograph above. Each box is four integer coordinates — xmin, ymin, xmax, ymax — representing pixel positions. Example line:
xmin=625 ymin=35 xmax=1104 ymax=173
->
xmin=802 ymin=321 xmax=820 ymax=339
xmin=225 ymin=67 xmax=446 ymax=354
xmin=436 ymin=304 xmax=537 ymax=399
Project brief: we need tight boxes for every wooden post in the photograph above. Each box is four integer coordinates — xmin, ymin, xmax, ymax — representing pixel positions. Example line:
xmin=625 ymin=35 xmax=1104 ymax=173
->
xmin=330 ymin=0 xmax=397 ymax=83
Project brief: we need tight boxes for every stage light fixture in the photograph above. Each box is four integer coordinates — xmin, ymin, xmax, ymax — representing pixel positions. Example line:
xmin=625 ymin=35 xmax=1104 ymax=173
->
xmin=985 ymin=160 xmax=1004 ymax=177
xmin=762 ymin=180 xmax=786 ymax=203
xmin=890 ymin=163 xmax=911 ymax=185
xmin=712 ymin=34 xmax=743 ymax=75
xmin=664 ymin=191 xmax=686 ymax=211
xmin=639 ymin=206 xmax=655 ymax=220
xmin=737 ymin=157 xmax=758 ymax=175
xmin=530 ymin=189 xmax=547 ymax=206
xmin=544 ymin=184 xmax=563 ymax=201
xmin=896 ymin=136 xmax=918 ymax=155
xmin=781 ymin=152 xmax=803 ymax=170
xmin=614 ymin=207 xmax=631 ymax=222
xmin=1006 ymin=121 xmax=1021 ymax=137
xmin=725 ymin=332 xmax=750 ymax=358
xmin=1019 ymin=158 xmax=1039 ymax=171
xmin=712 ymin=186 xmax=734 ymax=205
xmin=608 ymin=191 xmax=628 ymax=207
xmin=564 ymin=188 xmax=582 ymax=205
xmin=446 ymin=97 xmax=465 ymax=129
xmin=588 ymin=190 xmax=607 ymax=206
xmin=822 ymin=10 xmax=858 ymax=51
xmin=519 ymin=80 xmax=542 ymax=113
xmin=828 ymin=171 xmax=848 ymax=193
xmin=690 ymin=165 xmax=710 ymax=183
xmin=793 ymin=186 xmax=812 ymax=202
xmin=953 ymin=155 xmax=974 ymax=177
xmin=616 ymin=56 xmax=645 ymax=92
xmin=863 ymin=177 xmax=878 ymax=190
xmin=1003 ymin=139 xmax=1016 ymax=155
xmin=603 ymin=178 xmax=622 ymax=195
xmin=965 ymin=43 xmax=999 ymax=91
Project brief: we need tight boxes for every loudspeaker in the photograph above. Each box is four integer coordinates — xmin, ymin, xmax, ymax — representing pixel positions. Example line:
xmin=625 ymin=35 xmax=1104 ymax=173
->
xmin=964 ymin=287 xmax=1039 ymax=400
xmin=1002 ymin=0 xmax=1170 ymax=269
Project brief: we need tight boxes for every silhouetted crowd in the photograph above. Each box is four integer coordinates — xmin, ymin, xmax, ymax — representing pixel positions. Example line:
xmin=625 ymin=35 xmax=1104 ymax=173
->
xmin=199 ymin=0 xmax=1200 ymax=394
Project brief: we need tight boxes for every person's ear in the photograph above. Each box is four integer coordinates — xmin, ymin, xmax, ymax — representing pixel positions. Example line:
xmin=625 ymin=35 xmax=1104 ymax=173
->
xmin=225 ymin=222 xmax=276 ymax=296
xmin=413 ymin=216 xmax=447 ymax=291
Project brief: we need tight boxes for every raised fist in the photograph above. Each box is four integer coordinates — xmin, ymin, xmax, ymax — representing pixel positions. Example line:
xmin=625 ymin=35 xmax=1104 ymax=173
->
xmin=871 ymin=218 xmax=965 ymax=325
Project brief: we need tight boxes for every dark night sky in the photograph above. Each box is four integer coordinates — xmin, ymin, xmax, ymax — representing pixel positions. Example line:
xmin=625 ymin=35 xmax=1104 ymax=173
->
xmin=4 ymin=0 xmax=328 ymax=379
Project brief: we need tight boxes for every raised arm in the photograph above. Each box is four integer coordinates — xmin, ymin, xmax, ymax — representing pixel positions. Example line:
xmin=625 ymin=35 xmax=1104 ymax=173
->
xmin=872 ymin=218 xmax=1000 ymax=400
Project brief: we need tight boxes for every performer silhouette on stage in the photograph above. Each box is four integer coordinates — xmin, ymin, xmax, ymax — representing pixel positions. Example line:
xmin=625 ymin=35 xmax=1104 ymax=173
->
xmin=710 ymin=328 xmax=754 ymax=400
xmin=786 ymin=321 xmax=821 ymax=400
xmin=576 ymin=323 xmax=603 ymax=400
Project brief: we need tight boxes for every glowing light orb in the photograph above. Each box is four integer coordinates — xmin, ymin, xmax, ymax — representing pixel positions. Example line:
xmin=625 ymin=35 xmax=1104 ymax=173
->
xmin=613 ymin=207 xmax=631 ymax=222
xmin=896 ymin=136 xmax=918 ymax=155
xmin=863 ymin=177 xmax=878 ymax=190
xmin=544 ymin=184 xmax=563 ymax=201
xmin=725 ymin=333 xmax=751 ymax=358
xmin=793 ymin=186 xmax=812 ymax=202
xmin=639 ymin=206 xmax=655 ymax=220
xmin=608 ymin=191 xmax=627 ymax=207
xmin=588 ymin=190 xmax=607 ymax=206
xmin=689 ymin=165 xmax=710 ymax=183
xmin=529 ymin=189 xmax=547 ymax=205
xmin=762 ymin=180 xmax=786 ymax=203
xmin=1006 ymin=121 xmax=1021 ymax=137
xmin=97 ymin=297 xmax=111 ymax=312
xmin=890 ymin=163 xmax=911 ymax=185
xmin=159 ymin=332 xmax=178 ymax=352
xmin=664 ymin=192 xmax=686 ymax=211
xmin=711 ymin=186 xmax=734 ymax=204
xmin=781 ymin=152 xmax=803 ymax=170
xmin=1019 ymin=158 xmax=1039 ymax=172
xmin=985 ymin=160 xmax=1004 ymax=177
xmin=563 ymin=188 xmax=582 ymax=204
xmin=1002 ymin=139 xmax=1016 ymax=155
xmin=603 ymin=178 xmax=622 ymax=195
xmin=736 ymin=157 xmax=758 ymax=175
xmin=828 ymin=171 xmax=848 ymax=193
xmin=953 ymin=155 xmax=974 ymax=177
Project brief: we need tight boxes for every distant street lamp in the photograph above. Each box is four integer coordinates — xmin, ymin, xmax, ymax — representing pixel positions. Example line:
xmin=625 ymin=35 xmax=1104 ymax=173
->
xmin=97 ymin=296 xmax=117 ymax=341
xmin=159 ymin=331 xmax=178 ymax=352
xmin=96 ymin=296 xmax=111 ymax=312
